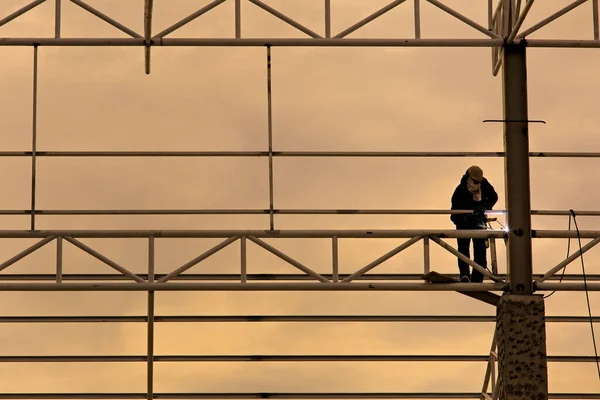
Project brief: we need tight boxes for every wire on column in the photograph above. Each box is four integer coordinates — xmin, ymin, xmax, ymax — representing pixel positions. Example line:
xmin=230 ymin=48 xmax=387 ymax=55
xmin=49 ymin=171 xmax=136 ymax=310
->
xmin=544 ymin=214 xmax=572 ymax=299
xmin=570 ymin=210 xmax=600 ymax=381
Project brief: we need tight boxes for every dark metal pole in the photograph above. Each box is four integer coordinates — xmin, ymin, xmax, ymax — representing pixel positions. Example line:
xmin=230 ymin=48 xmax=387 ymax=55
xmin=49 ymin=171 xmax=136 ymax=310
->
xmin=30 ymin=45 xmax=39 ymax=231
xmin=147 ymin=237 xmax=155 ymax=400
xmin=502 ymin=42 xmax=533 ymax=294
xmin=266 ymin=45 xmax=275 ymax=230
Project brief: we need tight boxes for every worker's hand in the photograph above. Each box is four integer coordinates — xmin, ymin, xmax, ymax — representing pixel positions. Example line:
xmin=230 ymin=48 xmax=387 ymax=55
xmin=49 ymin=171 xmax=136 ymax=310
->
xmin=464 ymin=214 xmax=480 ymax=227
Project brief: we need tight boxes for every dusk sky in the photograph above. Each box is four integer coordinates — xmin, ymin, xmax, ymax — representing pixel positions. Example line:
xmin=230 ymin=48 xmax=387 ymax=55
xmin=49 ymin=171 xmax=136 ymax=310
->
xmin=0 ymin=0 xmax=599 ymax=396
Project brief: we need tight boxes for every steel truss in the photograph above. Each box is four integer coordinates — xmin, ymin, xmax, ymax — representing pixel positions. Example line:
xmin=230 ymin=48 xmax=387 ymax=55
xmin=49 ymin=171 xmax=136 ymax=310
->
xmin=0 ymin=229 xmax=598 ymax=291
xmin=0 ymin=0 xmax=598 ymax=72
xmin=2 ymin=1 xmax=600 ymax=399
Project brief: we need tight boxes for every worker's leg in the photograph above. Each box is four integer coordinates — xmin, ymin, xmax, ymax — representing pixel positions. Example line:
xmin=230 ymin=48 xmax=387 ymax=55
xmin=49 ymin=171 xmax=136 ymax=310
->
xmin=471 ymin=238 xmax=488 ymax=283
xmin=457 ymin=237 xmax=471 ymax=281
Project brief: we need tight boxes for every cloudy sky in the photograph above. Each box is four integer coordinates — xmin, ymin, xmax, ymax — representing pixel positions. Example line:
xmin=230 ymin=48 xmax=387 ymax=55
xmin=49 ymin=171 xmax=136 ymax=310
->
xmin=0 ymin=0 xmax=599 ymax=396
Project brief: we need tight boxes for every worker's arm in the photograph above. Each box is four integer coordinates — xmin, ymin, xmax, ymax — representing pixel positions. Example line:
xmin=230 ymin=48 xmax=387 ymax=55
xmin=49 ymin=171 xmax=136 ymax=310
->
xmin=485 ymin=180 xmax=499 ymax=209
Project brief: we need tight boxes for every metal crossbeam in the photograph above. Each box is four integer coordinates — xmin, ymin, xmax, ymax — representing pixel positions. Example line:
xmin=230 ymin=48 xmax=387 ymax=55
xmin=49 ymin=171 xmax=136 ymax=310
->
xmin=0 ymin=208 xmax=599 ymax=216
xmin=1 ymin=38 xmax=600 ymax=48
xmin=7 ymin=150 xmax=600 ymax=157
xmin=0 ymin=282 xmax=508 ymax=291
xmin=0 ymin=229 xmax=596 ymax=238
xmin=0 ymin=354 xmax=595 ymax=362
xmin=0 ymin=273 xmax=596 ymax=282
xmin=0 ymin=229 xmax=515 ymax=238
xmin=0 ymin=315 xmax=596 ymax=323
xmin=0 ymin=393 xmax=596 ymax=399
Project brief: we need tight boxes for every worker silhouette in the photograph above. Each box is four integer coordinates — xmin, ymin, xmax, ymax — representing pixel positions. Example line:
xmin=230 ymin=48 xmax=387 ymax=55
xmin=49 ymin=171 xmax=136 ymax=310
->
xmin=450 ymin=166 xmax=498 ymax=283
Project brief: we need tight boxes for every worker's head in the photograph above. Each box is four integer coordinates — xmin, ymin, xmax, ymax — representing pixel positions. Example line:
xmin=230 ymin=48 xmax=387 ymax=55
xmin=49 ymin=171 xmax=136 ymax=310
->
xmin=467 ymin=165 xmax=484 ymax=184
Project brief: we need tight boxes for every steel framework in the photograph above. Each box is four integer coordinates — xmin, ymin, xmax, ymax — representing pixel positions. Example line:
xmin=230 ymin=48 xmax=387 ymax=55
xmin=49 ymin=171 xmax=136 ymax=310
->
xmin=1 ymin=0 xmax=600 ymax=399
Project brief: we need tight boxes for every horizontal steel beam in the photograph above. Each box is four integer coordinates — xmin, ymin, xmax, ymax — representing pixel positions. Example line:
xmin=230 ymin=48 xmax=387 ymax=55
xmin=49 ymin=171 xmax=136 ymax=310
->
xmin=532 ymin=230 xmax=600 ymax=238
xmin=0 ymin=230 xmax=507 ymax=238
xmin=0 ymin=282 xmax=508 ymax=291
xmin=2 ymin=208 xmax=471 ymax=216
xmin=0 ymin=209 xmax=599 ymax=216
xmin=537 ymin=282 xmax=600 ymax=291
xmin=0 ymin=393 xmax=597 ymax=399
xmin=0 ymin=38 xmax=504 ymax=47
xmin=0 ymin=281 xmax=597 ymax=292
xmin=0 ymin=355 xmax=594 ymax=362
xmin=0 ymin=229 xmax=596 ymax=238
xmin=3 ymin=279 xmax=600 ymax=292
xmin=4 ymin=151 xmax=600 ymax=158
xmin=0 ymin=37 xmax=599 ymax=48
xmin=0 ymin=273 xmax=596 ymax=282
xmin=0 ymin=315 xmax=597 ymax=323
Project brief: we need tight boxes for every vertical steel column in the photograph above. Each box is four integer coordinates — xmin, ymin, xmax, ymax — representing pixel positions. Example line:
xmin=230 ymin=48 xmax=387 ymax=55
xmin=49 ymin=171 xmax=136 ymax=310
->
xmin=30 ymin=45 xmax=39 ymax=231
xmin=235 ymin=0 xmax=241 ymax=38
xmin=423 ymin=236 xmax=430 ymax=274
xmin=55 ymin=0 xmax=61 ymax=38
xmin=594 ymin=0 xmax=599 ymax=40
xmin=488 ymin=0 xmax=493 ymax=30
xmin=240 ymin=236 xmax=247 ymax=283
xmin=502 ymin=42 xmax=533 ymax=294
xmin=324 ymin=0 xmax=331 ymax=38
xmin=266 ymin=45 xmax=275 ymax=230
xmin=498 ymin=40 xmax=548 ymax=400
xmin=414 ymin=0 xmax=421 ymax=39
xmin=147 ymin=237 xmax=155 ymax=400
xmin=144 ymin=0 xmax=154 ymax=75
xmin=332 ymin=237 xmax=339 ymax=282
xmin=56 ymin=237 xmax=63 ymax=283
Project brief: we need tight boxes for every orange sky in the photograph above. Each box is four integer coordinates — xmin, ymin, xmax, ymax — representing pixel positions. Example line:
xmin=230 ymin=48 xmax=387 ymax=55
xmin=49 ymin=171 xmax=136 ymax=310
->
xmin=0 ymin=0 xmax=599 ymax=396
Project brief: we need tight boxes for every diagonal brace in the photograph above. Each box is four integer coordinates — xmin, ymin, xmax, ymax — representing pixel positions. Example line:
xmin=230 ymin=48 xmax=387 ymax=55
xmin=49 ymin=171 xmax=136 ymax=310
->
xmin=64 ymin=237 xmax=145 ymax=283
xmin=334 ymin=0 xmax=408 ymax=39
xmin=535 ymin=236 xmax=600 ymax=284
xmin=480 ymin=328 xmax=498 ymax=396
xmin=342 ymin=236 xmax=422 ymax=283
xmin=516 ymin=0 xmax=588 ymax=39
xmin=248 ymin=237 xmax=330 ymax=283
xmin=0 ymin=0 xmax=46 ymax=29
xmin=0 ymin=236 xmax=55 ymax=273
xmin=429 ymin=236 xmax=502 ymax=282
xmin=157 ymin=236 xmax=239 ymax=283
xmin=153 ymin=0 xmax=227 ymax=39
xmin=508 ymin=0 xmax=535 ymax=42
xmin=426 ymin=0 xmax=503 ymax=39
xmin=248 ymin=0 xmax=322 ymax=38
xmin=70 ymin=0 xmax=142 ymax=38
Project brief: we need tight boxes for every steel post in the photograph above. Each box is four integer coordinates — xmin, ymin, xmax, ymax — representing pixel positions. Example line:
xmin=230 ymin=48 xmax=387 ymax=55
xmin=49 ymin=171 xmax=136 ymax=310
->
xmin=30 ymin=45 xmax=39 ymax=230
xmin=499 ymin=42 xmax=549 ymax=400
xmin=502 ymin=43 xmax=533 ymax=294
